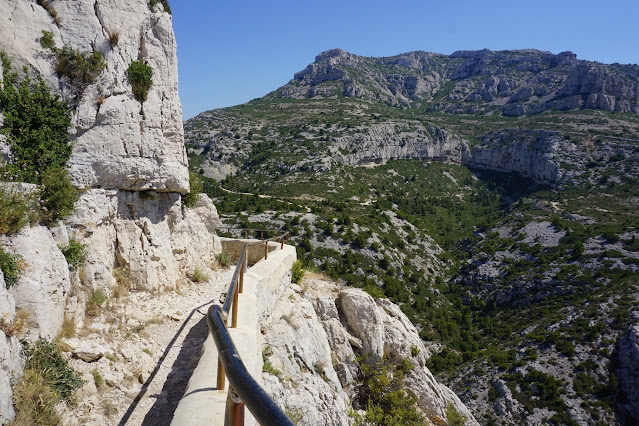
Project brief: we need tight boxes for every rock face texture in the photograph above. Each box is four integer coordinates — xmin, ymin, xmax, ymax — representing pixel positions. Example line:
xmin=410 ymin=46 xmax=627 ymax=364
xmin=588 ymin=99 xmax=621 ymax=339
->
xmin=331 ymin=122 xmax=469 ymax=166
xmin=615 ymin=323 xmax=639 ymax=422
xmin=2 ymin=226 xmax=71 ymax=339
xmin=0 ymin=271 xmax=22 ymax=425
xmin=262 ymin=276 xmax=478 ymax=425
xmin=0 ymin=1 xmax=216 ymax=422
xmin=0 ymin=0 xmax=188 ymax=192
xmin=464 ymin=129 xmax=563 ymax=185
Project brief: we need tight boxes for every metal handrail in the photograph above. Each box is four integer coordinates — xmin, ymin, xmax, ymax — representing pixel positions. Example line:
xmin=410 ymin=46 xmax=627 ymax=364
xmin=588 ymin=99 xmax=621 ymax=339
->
xmin=210 ymin=228 xmax=294 ymax=426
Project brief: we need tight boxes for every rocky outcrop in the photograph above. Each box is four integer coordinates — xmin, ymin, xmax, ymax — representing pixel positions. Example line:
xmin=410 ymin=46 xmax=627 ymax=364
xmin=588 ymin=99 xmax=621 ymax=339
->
xmin=331 ymin=122 xmax=468 ymax=166
xmin=464 ymin=129 xmax=563 ymax=185
xmin=262 ymin=276 xmax=478 ymax=425
xmin=0 ymin=0 xmax=188 ymax=192
xmin=65 ymin=191 xmax=221 ymax=294
xmin=615 ymin=323 xmax=639 ymax=422
xmin=2 ymin=226 xmax=71 ymax=339
xmin=271 ymin=48 xmax=639 ymax=116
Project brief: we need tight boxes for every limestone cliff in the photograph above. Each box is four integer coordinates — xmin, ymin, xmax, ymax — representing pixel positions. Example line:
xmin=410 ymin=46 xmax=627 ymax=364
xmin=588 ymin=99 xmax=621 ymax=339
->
xmin=0 ymin=0 xmax=189 ymax=191
xmin=0 ymin=1 xmax=220 ymax=422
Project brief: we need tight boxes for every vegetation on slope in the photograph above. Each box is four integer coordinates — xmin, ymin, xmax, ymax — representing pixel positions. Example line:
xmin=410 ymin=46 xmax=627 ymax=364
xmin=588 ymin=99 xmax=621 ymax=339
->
xmin=185 ymin=49 xmax=639 ymax=425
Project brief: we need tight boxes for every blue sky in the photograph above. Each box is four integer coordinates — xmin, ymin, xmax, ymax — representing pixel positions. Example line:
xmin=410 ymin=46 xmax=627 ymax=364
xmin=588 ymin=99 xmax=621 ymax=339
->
xmin=172 ymin=1 xmax=639 ymax=120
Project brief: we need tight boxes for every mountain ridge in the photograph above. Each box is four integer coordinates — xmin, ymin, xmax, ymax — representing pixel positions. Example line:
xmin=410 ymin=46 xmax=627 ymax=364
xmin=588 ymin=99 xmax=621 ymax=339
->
xmin=265 ymin=47 xmax=639 ymax=117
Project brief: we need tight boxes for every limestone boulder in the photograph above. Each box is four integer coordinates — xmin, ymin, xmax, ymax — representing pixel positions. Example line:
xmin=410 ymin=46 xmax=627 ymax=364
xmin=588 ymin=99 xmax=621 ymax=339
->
xmin=339 ymin=288 xmax=385 ymax=361
xmin=3 ymin=226 xmax=71 ymax=339
xmin=376 ymin=298 xmax=431 ymax=364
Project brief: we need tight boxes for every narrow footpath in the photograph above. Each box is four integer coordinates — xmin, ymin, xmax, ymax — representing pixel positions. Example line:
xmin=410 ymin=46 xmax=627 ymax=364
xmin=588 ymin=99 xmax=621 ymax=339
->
xmin=62 ymin=267 xmax=234 ymax=426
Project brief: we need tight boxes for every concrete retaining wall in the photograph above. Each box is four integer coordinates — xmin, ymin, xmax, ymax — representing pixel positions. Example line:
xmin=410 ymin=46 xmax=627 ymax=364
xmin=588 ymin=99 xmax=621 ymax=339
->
xmin=220 ymin=238 xmax=284 ymax=266
xmin=171 ymin=244 xmax=296 ymax=425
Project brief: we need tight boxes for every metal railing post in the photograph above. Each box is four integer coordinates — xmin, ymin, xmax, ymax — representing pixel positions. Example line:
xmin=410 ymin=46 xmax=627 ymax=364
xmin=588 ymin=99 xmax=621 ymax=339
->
xmin=264 ymin=241 xmax=268 ymax=260
xmin=226 ymin=387 xmax=245 ymax=426
xmin=232 ymin=282 xmax=239 ymax=328
xmin=261 ymin=230 xmax=264 ymax=240
xmin=227 ymin=228 xmax=230 ymax=238
xmin=217 ymin=359 xmax=225 ymax=390
xmin=280 ymin=237 xmax=284 ymax=249
xmin=245 ymin=229 xmax=248 ymax=239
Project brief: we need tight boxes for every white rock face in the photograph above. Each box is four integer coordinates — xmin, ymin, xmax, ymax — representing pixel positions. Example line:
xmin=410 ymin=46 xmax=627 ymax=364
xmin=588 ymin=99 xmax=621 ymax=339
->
xmin=262 ymin=276 xmax=478 ymax=425
xmin=331 ymin=121 xmax=469 ymax=167
xmin=0 ymin=1 xmax=201 ymax=422
xmin=0 ymin=271 xmax=22 ymax=425
xmin=2 ymin=225 xmax=71 ymax=339
xmin=65 ymin=190 xmax=221 ymax=292
xmin=0 ymin=0 xmax=188 ymax=192
xmin=465 ymin=130 xmax=562 ymax=185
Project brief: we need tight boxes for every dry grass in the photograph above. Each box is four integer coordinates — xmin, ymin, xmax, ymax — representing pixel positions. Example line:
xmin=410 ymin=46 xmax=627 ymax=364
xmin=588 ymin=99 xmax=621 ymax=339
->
xmin=107 ymin=30 xmax=119 ymax=46
xmin=112 ymin=266 xmax=131 ymax=298
xmin=102 ymin=400 xmax=118 ymax=418
xmin=0 ymin=310 xmax=28 ymax=337
xmin=190 ymin=265 xmax=209 ymax=283
xmin=85 ymin=289 xmax=107 ymax=317
xmin=10 ymin=370 xmax=61 ymax=425
xmin=58 ymin=316 xmax=76 ymax=339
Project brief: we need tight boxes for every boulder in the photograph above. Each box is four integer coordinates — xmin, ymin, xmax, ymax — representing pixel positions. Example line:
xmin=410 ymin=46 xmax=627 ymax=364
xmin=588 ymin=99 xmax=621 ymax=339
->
xmin=3 ymin=226 xmax=71 ymax=339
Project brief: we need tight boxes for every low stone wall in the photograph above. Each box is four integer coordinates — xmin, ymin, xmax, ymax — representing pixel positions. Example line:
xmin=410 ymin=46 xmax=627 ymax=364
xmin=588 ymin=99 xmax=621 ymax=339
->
xmin=220 ymin=238 xmax=283 ymax=265
xmin=171 ymin=244 xmax=296 ymax=425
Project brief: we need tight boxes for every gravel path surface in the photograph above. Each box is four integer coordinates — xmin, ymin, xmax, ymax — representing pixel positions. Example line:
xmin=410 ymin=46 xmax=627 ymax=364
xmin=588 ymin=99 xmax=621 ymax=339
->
xmin=62 ymin=268 xmax=234 ymax=426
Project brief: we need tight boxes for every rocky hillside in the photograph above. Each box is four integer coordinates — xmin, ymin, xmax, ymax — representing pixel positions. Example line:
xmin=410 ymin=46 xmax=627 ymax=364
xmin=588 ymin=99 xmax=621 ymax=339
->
xmin=185 ymin=48 xmax=639 ymax=425
xmin=276 ymin=48 xmax=639 ymax=116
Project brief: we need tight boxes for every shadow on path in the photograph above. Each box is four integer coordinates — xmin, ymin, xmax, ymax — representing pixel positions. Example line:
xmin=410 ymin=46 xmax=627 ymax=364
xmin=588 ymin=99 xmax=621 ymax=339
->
xmin=141 ymin=315 xmax=209 ymax=425
xmin=118 ymin=298 xmax=215 ymax=426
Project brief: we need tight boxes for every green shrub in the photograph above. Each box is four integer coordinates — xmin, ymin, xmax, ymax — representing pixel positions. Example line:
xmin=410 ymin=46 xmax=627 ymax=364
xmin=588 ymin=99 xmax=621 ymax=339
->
xmin=0 ymin=247 xmax=23 ymax=287
xmin=40 ymin=166 xmax=79 ymax=224
xmin=58 ymin=239 xmax=87 ymax=271
xmin=22 ymin=339 xmax=84 ymax=401
xmin=86 ymin=289 xmax=107 ymax=317
xmin=182 ymin=171 xmax=202 ymax=208
xmin=357 ymin=356 xmax=426 ymax=426
xmin=54 ymin=45 xmax=106 ymax=98
xmin=149 ymin=0 xmax=172 ymax=14
xmin=126 ymin=61 xmax=153 ymax=103
xmin=446 ymin=403 xmax=468 ymax=426
xmin=291 ymin=260 xmax=305 ymax=284
xmin=40 ymin=30 xmax=55 ymax=49
xmin=0 ymin=53 xmax=72 ymax=184
xmin=215 ymin=252 xmax=232 ymax=267
xmin=0 ymin=182 xmax=41 ymax=234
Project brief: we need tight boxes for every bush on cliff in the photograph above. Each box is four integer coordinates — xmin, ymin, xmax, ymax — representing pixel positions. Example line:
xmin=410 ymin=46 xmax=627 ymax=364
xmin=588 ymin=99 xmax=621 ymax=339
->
xmin=126 ymin=61 xmax=153 ymax=103
xmin=0 ymin=52 xmax=78 ymax=228
xmin=183 ymin=171 xmax=202 ymax=208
